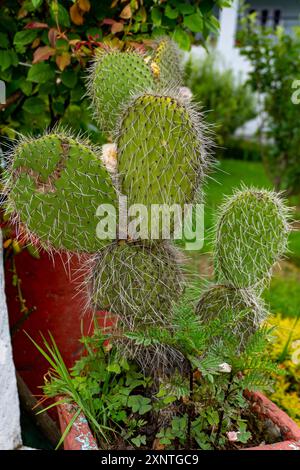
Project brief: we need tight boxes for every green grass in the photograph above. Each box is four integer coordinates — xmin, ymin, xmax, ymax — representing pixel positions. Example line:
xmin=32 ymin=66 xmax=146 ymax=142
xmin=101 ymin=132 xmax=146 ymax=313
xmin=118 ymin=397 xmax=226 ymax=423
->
xmin=201 ymin=159 xmax=273 ymax=252
xmin=264 ymin=263 xmax=300 ymax=318
xmin=289 ymin=231 xmax=300 ymax=267
xmin=185 ymin=159 xmax=300 ymax=319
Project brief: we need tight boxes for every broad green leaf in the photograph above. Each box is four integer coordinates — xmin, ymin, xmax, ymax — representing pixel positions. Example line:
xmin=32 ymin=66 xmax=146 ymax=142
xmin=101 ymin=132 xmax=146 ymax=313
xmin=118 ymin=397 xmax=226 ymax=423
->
xmin=131 ymin=435 xmax=146 ymax=447
xmin=173 ymin=27 xmax=191 ymax=51
xmin=127 ymin=395 xmax=152 ymax=415
xmin=0 ymin=50 xmax=12 ymax=71
xmin=9 ymin=50 xmax=18 ymax=67
xmin=32 ymin=0 xmax=43 ymax=8
xmin=218 ymin=0 xmax=233 ymax=7
xmin=206 ymin=409 xmax=219 ymax=426
xmin=14 ymin=30 xmax=37 ymax=52
xmin=151 ymin=7 xmax=162 ymax=26
xmin=106 ymin=363 xmax=121 ymax=374
xmin=61 ymin=69 xmax=77 ymax=88
xmin=165 ymin=5 xmax=178 ymax=20
xmin=23 ymin=96 xmax=45 ymax=114
xmin=205 ymin=15 xmax=220 ymax=34
xmin=183 ymin=11 xmax=203 ymax=33
xmin=0 ymin=49 xmax=17 ymax=71
xmin=27 ymin=63 xmax=55 ymax=83
xmin=56 ymin=38 xmax=69 ymax=52
xmin=50 ymin=2 xmax=71 ymax=28
xmin=0 ymin=32 xmax=9 ymax=49
xmin=177 ymin=4 xmax=195 ymax=15
xmin=163 ymin=395 xmax=176 ymax=405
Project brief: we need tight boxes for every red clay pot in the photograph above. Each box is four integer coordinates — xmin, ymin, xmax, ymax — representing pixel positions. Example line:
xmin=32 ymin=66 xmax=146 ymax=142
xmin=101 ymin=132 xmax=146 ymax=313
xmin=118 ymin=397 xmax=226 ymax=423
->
xmin=244 ymin=391 xmax=300 ymax=450
xmin=5 ymin=249 xmax=112 ymax=401
xmin=56 ymin=392 xmax=300 ymax=451
xmin=57 ymin=398 xmax=98 ymax=450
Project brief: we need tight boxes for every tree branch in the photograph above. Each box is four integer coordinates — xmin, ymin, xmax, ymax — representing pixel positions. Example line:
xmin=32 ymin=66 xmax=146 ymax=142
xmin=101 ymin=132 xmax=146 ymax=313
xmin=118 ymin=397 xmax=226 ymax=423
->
xmin=0 ymin=91 xmax=23 ymax=111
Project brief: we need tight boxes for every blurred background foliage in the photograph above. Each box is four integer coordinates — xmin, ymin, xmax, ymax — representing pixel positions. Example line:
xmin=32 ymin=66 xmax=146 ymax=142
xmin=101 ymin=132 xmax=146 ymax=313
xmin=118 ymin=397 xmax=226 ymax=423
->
xmin=185 ymin=53 xmax=257 ymax=148
xmin=267 ymin=314 xmax=300 ymax=425
xmin=238 ymin=14 xmax=300 ymax=196
xmin=0 ymin=0 xmax=231 ymax=143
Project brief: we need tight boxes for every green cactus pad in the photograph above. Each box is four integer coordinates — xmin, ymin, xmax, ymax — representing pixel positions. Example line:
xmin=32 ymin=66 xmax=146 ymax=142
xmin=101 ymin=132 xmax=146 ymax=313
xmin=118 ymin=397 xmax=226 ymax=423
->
xmin=88 ymin=49 xmax=155 ymax=134
xmin=6 ymin=133 xmax=118 ymax=252
xmin=90 ymin=241 xmax=183 ymax=328
xmin=215 ymin=188 xmax=290 ymax=288
xmin=196 ymin=284 xmax=266 ymax=348
xmin=117 ymin=93 xmax=208 ymax=237
xmin=152 ymin=37 xmax=183 ymax=88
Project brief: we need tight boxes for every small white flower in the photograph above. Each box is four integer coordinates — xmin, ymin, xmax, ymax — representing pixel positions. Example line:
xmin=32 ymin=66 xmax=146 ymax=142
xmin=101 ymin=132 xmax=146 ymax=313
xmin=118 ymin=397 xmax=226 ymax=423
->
xmin=218 ymin=362 xmax=232 ymax=373
xmin=101 ymin=143 xmax=118 ymax=174
xmin=179 ymin=86 xmax=193 ymax=102
xmin=227 ymin=431 xmax=239 ymax=442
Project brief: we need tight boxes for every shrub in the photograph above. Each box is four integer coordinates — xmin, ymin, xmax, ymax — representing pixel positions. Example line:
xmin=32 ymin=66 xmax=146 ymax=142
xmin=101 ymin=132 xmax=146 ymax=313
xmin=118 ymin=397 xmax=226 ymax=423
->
xmin=238 ymin=16 xmax=300 ymax=196
xmin=267 ymin=315 xmax=300 ymax=425
xmin=220 ymin=137 xmax=265 ymax=162
xmin=0 ymin=0 xmax=230 ymax=141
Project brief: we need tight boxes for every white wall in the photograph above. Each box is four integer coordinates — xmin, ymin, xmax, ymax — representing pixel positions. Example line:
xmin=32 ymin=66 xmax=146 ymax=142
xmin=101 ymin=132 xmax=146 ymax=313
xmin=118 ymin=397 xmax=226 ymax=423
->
xmin=216 ymin=0 xmax=251 ymax=79
xmin=0 ymin=231 xmax=22 ymax=450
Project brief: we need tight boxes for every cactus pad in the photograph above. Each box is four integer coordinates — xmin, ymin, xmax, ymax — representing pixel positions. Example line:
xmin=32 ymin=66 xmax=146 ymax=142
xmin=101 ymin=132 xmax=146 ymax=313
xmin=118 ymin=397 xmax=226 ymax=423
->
xmin=89 ymin=241 xmax=183 ymax=328
xmin=215 ymin=188 xmax=290 ymax=288
xmin=117 ymin=93 xmax=208 ymax=237
xmin=88 ymin=49 xmax=155 ymax=134
xmin=152 ymin=37 xmax=184 ymax=88
xmin=196 ymin=284 xmax=266 ymax=348
xmin=6 ymin=133 xmax=118 ymax=252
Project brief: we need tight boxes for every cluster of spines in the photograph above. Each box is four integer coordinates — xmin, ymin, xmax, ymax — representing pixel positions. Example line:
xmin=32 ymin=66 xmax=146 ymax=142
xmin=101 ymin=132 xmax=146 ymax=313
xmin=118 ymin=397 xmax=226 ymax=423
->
xmin=151 ymin=37 xmax=184 ymax=89
xmin=89 ymin=241 xmax=184 ymax=327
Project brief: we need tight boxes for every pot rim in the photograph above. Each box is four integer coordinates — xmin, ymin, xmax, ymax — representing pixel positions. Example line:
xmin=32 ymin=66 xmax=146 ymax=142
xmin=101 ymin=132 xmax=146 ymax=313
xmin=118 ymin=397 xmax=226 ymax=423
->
xmin=56 ymin=391 xmax=300 ymax=451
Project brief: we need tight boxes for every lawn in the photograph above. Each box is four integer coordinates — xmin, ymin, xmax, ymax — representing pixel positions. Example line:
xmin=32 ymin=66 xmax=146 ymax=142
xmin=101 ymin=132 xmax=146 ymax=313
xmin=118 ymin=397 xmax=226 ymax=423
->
xmin=185 ymin=159 xmax=300 ymax=319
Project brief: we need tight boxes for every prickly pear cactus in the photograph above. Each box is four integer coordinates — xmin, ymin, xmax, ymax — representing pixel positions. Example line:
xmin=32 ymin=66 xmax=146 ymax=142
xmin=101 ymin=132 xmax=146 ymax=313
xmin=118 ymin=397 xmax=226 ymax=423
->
xmin=117 ymin=92 xmax=209 ymax=215
xmin=196 ymin=284 xmax=266 ymax=348
xmin=5 ymin=133 xmax=118 ymax=252
xmin=215 ymin=188 xmax=290 ymax=288
xmin=151 ymin=37 xmax=184 ymax=88
xmin=88 ymin=49 xmax=155 ymax=134
xmin=89 ymin=240 xmax=183 ymax=328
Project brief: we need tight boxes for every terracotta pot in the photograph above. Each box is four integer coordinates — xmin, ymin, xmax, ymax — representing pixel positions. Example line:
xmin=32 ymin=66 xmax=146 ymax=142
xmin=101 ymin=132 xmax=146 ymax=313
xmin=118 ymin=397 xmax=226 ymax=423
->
xmin=244 ymin=391 xmax=300 ymax=450
xmin=5 ymin=249 xmax=112 ymax=400
xmin=57 ymin=398 xmax=98 ymax=450
xmin=56 ymin=392 xmax=300 ymax=451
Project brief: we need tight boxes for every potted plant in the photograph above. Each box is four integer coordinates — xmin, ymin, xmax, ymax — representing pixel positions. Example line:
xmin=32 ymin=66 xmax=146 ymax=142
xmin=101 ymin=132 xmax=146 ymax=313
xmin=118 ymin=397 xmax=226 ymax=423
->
xmin=30 ymin=181 xmax=300 ymax=450
xmin=30 ymin=298 xmax=300 ymax=451
xmin=3 ymin=38 xmax=300 ymax=450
